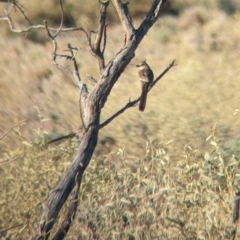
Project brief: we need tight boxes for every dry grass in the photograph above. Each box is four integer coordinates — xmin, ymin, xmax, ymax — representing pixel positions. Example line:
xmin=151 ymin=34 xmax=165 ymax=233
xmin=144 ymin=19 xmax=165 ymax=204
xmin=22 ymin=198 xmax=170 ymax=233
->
xmin=1 ymin=134 xmax=240 ymax=239
xmin=1 ymin=0 xmax=240 ymax=239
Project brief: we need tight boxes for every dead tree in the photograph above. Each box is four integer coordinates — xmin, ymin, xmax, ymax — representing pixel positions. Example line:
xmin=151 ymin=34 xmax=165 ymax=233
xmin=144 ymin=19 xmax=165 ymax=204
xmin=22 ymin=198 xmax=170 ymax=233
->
xmin=1 ymin=0 xmax=175 ymax=239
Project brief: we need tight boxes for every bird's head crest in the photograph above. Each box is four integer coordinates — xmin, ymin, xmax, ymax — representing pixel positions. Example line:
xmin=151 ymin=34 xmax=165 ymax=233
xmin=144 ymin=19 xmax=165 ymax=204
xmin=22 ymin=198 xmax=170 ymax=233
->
xmin=136 ymin=60 xmax=147 ymax=67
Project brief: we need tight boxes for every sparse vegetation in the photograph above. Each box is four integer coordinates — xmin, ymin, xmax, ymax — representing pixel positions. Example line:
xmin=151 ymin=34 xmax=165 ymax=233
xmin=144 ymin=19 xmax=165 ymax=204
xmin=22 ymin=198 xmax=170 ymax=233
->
xmin=1 ymin=0 xmax=240 ymax=239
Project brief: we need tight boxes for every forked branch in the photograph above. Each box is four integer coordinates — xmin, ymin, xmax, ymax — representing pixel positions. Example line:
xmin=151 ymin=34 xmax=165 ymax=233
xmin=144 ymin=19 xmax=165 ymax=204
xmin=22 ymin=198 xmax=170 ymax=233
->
xmin=112 ymin=0 xmax=135 ymax=43
xmin=92 ymin=0 xmax=109 ymax=70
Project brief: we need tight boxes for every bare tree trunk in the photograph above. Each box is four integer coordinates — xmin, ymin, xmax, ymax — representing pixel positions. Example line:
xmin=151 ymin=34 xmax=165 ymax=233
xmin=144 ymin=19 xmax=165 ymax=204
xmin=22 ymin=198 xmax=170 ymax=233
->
xmin=37 ymin=109 xmax=100 ymax=239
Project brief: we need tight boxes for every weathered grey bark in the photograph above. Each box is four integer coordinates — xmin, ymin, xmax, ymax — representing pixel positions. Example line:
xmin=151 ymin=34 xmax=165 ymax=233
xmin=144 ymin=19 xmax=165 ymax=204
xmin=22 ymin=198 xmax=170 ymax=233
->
xmin=1 ymin=0 xmax=171 ymax=239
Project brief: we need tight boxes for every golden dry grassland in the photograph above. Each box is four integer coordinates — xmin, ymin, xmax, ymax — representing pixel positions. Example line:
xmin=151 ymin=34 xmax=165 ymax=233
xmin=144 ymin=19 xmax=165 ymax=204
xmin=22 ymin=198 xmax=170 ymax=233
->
xmin=1 ymin=0 xmax=240 ymax=239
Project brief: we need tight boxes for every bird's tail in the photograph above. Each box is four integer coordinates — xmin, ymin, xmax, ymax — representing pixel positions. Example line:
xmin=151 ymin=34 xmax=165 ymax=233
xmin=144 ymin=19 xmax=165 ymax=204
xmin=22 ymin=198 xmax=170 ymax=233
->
xmin=139 ymin=83 xmax=148 ymax=111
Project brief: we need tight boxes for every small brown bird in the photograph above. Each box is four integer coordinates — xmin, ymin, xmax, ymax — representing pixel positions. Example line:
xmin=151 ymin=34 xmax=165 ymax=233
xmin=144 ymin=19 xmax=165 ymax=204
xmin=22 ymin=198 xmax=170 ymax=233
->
xmin=136 ymin=61 xmax=154 ymax=111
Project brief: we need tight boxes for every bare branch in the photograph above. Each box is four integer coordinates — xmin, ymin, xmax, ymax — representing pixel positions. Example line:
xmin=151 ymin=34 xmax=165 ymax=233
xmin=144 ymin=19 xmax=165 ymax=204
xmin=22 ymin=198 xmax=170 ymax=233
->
xmin=0 ymin=153 xmax=24 ymax=166
xmin=0 ymin=119 xmax=26 ymax=140
xmin=43 ymin=20 xmax=53 ymax=39
xmin=0 ymin=1 xmax=89 ymax=38
xmin=86 ymin=1 xmax=109 ymax=71
xmin=149 ymin=60 xmax=176 ymax=91
xmin=14 ymin=3 xmax=32 ymax=26
xmin=0 ymin=12 xmax=37 ymax=34
xmin=43 ymin=2 xmax=89 ymax=134
xmin=0 ymin=17 xmax=92 ymax=34
xmin=67 ymin=43 xmax=87 ymax=129
xmin=48 ymin=126 xmax=83 ymax=144
xmin=102 ymin=23 xmax=108 ymax=54
xmin=47 ymin=132 xmax=77 ymax=144
xmin=112 ymin=0 xmax=135 ymax=43
xmin=100 ymin=98 xmax=138 ymax=129
xmin=0 ymin=13 xmax=95 ymax=35
xmin=136 ymin=0 xmax=168 ymax=42
xmin=0 ymin=223 xmax=25 ymax=235
xmin=53 ymin=0 xmax=64 ymax=38
xmin=86 ymin=73 xmax=97 ymax=86
xmin=44 ymin=20 xmax=62 ymax=72
xmin=1 ymin=0 xmax=32 ymax=25
xmin=93 ymin=1 xmax=108 ymax=51
xmin=43 ymin=0 xmax=63 ymax=60
xmin=44 ymin=15 xmax=89 ymax=100
xmin=53 ymin=39 xmax=89 ymax=131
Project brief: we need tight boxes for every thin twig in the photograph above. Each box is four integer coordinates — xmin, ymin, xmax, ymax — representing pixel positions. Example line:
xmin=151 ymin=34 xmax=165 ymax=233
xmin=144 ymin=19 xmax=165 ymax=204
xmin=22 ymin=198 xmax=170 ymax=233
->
xmin=112 ymin=0 xmax=135 ymax=43
xmin=52 ymin=0 xmax=64 ymax=38
xmin=86 ymin=73 xmax=97 ymax=86
xmin=2 ymin=0 xmax=32 ymax=25
xmin=137 ymin=0 xmax=168 ymax=40
xmin=0 ymin=223 xmax=25 ymax=235
xmin=0 ymin=119 xmax=26 ymax=140
xmin=100 ymin=98 xmax=139 ymax=129
xmin=92 ymin=0 xmax=109 ymax=70
xmin=93 ymin=1 xmax=108 ymax=51
xmin=43 ymin=0 xmax=63 ymax=66
xmin=0 ymin=153 xmax=24 ymax=166
xmin=67 ymin=43 xmax=87 ymax=130
xmin=149 ymin=60 xmax=176 ymax=91
xmin=102 ymin=23 xmax=108 ymax=54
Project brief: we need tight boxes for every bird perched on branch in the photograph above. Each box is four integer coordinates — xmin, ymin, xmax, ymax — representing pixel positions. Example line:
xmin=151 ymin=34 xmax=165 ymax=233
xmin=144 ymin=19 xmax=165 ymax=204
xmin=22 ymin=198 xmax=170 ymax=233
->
xmin=136 ymin=60 xmax=154 ymax=111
